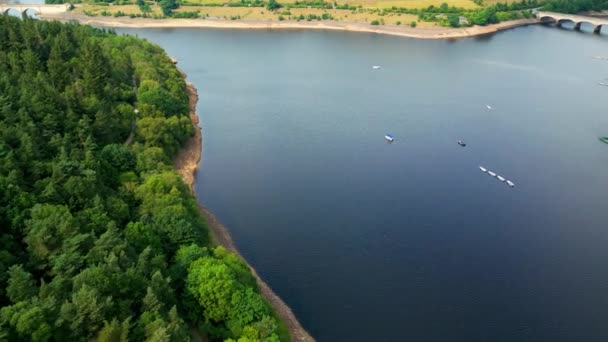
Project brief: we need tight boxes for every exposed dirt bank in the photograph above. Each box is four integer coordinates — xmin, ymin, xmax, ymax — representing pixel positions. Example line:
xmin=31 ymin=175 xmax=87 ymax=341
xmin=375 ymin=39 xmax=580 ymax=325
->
xmin=172 ymin=75 xmax=315 ymax=342
xmin=41 ymin=12 xmax=538 ymax=40
xmin=173 ymin=80 xmax=202 ymax=194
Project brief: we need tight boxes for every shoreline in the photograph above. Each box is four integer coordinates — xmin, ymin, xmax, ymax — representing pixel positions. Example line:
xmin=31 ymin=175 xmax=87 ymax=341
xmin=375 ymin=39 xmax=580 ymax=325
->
xmin=40 ymin=12 xmax=539 ymax=40
xmin=172 ymin=74 xmax=315 ymax=342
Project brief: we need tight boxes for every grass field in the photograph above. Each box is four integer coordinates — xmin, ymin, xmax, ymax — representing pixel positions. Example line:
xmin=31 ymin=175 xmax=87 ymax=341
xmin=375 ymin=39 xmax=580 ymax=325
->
xmin=108 ymin=0 xmax=541 ymax=11
xmin=180 ymin=6 xmax=429 ymax=24
xmin=181 ymin=0 xmax=482 ymax=9
xmin=76 ymin=0 xmax=535 ymax=25
xmin=343 ymin=0 xmax=480 ymax=9
xmin=76 ymin=4 xmax=437 ymax=26
xmin=483 ymin=0 xmax=544 ymax=4
xmin=80 ymin=4 xmax=163 ymax=15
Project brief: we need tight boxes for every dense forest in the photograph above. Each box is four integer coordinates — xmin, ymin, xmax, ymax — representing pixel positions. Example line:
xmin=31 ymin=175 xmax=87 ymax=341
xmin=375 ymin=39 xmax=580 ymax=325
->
xmin=542 ymin=0 xmax=608 ymax=13
xmin=0 ymin=15 xmax=284 ymax=342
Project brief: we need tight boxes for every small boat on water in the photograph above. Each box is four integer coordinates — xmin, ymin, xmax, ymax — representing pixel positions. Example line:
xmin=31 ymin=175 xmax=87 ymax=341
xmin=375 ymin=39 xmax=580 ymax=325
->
xmin=479 ymin=166 xmax=487 ymax=172
xmin=506 ymin=180 xmax=515 ymax=187
xmin=457 ymin=140 xmax=466 ymax=147
xmin=598 ymin=82 xmax=608 ymax=87
xmin=486 ymin=105 xmax=493 ymax=110
xmin=497 ymin=175 xmax=506 ymax=182
xmin=372 ymin=65 xmax=381 ymax=69
xmin=488 ymin=171 xmax=497 ymax=177
xmin=384 ymin=134 xmax=394 ymax=142
xmin=600 ymin=137 xmax=608 ymax=144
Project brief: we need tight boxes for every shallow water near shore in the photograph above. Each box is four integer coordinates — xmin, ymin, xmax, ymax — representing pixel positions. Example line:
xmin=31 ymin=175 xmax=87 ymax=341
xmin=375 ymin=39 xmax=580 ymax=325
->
xmin=117 ymin=26 xmax=608 ymax=341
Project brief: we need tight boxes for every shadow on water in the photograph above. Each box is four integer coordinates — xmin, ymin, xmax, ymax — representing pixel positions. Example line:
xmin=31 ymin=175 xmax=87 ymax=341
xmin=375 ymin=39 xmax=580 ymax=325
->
xmin=445 ymin=33 xmax=494 ymax=44
xmin=472 ymin=32 xmax=495 ymax=42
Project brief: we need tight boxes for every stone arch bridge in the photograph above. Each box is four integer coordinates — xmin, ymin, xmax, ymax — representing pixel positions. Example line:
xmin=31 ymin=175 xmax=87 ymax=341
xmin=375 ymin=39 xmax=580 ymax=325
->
xmin=0 ymin=4 xmax=70 ymax=16
xmin=537 ymin=11 xmax=608 ymax=34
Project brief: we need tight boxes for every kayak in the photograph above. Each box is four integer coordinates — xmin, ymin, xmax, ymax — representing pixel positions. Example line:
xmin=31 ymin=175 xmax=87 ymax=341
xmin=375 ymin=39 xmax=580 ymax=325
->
xmin=479 ymin=166 xmax=487 ymax=172
xmin=599 ymin=137 xmax=608 ymax=144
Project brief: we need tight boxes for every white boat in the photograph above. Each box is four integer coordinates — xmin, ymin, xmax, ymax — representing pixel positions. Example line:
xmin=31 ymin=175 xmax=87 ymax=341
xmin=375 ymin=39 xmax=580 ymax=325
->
xmin=598 ymin=82 xmax=608 ymax=86
xmin=506 ymin=180 xmax=515 ymax=187
xmin=384 ymin=134 xmax=394 ymax=142
xmin=497 ymin=175 xmax=506 ymax=182
xmin=488 ymin=171 xmax=497 ymax=177
xmin=372 ymin=65 xmax=381 ymax=69
xmin=479 ymin=166 xmax=487 ymax=172
xmin=486 ymin=105 xmax=493 ymax=110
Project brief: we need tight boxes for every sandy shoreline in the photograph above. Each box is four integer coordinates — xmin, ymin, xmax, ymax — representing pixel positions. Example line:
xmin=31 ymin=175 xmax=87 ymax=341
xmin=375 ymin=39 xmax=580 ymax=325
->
xmin=41 ymin=12 xmax=539 ymax=40
xmin=172 ymin=75 xmax=315 ymax=342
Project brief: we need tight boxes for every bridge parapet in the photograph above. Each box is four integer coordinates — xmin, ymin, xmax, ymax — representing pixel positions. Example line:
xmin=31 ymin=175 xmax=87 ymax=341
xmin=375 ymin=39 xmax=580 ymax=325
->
xmin=537 ymin=11 xmax=608 ymax=33
xmin=0 ymin=4 xmax=69 ymax=15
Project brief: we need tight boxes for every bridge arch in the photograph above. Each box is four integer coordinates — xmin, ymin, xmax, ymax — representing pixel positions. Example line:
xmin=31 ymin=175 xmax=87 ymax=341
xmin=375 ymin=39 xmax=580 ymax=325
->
xmin=574 ymin=21 xmax=594 ymax=30
xmin=537 ymin=11 xmax=608 ymax=35
xmin=0 ymin=7 xmax=41 ymax=18
xmin=23 ymin=8 xmax=40 ymax=18
xmin=556 ymin=18 xmax=575 ymax=28
xmin=3 ymin=8 xmax=22 ymax=16
xmin=1 ymin=4 xmax=70 ymax=16
xmin=539 ymin=16 xmax=556 ymax=24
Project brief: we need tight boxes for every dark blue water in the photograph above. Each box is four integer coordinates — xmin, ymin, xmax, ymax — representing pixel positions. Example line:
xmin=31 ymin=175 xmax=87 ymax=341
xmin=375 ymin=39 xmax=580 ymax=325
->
xmin=118 ymin=26 xmax=608 ymax=341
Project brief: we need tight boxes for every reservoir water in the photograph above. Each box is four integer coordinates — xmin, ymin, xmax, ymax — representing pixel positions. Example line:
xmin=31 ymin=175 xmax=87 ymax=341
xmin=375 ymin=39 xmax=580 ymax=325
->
xmin=118 ymin=26 xmax=608 ymax=341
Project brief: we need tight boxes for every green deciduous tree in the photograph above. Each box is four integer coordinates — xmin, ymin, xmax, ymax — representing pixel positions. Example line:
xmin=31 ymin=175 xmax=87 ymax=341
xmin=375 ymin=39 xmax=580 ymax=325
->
xmin=448 ymin=14 xmax=460 ymax=27
xmin=159 ymin=0 xmax=178 ymax=16
xmin=58 ymin=285 xmax=111 ymax=340
xmin=25 ymin=204 xmax=77 ymax=268
xmin=186 ymin=248 xmax=281 ymax=340
xmin=6 ymin=265 xmax=37 ymax=303
xmin=266 ymin=0 xmax=282 ymax=11
xmin=0 ymin=299 xmax=54 ymax=341
xmin=96 ymin=318 xmax=130 ymax=342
